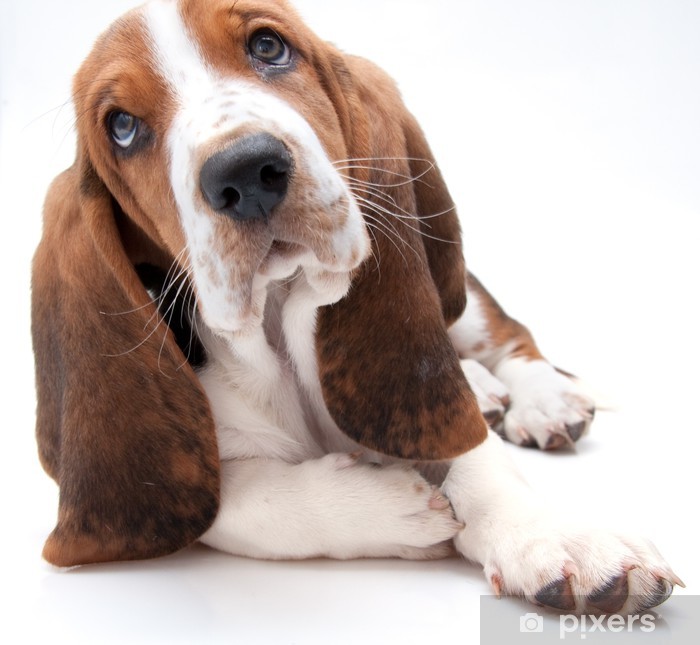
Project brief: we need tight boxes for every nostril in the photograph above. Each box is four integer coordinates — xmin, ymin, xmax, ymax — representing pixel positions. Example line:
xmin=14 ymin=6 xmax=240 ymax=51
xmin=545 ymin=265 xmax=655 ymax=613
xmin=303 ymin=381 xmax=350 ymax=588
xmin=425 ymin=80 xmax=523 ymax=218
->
xmin=221 ymin=186 xmax=241 ymax=210
xmin=260 ymin=163 xmax=288 ymax=190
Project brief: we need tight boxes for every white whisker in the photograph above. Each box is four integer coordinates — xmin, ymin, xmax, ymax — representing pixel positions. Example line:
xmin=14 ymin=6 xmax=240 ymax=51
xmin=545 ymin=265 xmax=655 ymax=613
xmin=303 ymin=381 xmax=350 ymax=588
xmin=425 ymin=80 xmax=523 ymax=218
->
xmin=363 ymin=215 xmax=415 ymax=267
xmin=355 ymin=196 xmax=418 ymax=241
xmin=353 ymin=191 xmax=461 ymax=247
xmin=333 ymin=155 xmax=436 ymax=189
xmin=102 ymin=247 xmax=198 ymax=362
xmin=346 ymin=178 xmax=457 ymax=225
xmin=331 ymin=156 xmax=434 ymax=166
xmin=345 ymin=179 xmax=416 ymax=218
xmin=337 ymin=165 xmax=433 ymax=189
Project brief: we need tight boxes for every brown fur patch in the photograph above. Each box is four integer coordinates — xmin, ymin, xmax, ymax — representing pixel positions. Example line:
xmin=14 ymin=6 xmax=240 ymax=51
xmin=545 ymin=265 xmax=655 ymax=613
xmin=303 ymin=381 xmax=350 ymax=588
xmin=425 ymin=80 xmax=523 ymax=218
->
xmin=467 ymin=273 xmax=544 ymax=361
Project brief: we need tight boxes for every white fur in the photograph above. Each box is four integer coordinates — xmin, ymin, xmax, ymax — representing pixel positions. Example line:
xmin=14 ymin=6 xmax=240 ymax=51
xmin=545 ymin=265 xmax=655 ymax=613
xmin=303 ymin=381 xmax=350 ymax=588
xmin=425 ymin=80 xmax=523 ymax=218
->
xmin=494 ymin=357 xmax=595 ymax=448
xmin=448 ymin=289 xmax=515 ymax=369
xmin=460 ymin=358 xmax=510 ymax=422
xmin=202 ymin=454 xmax=461 ymax=561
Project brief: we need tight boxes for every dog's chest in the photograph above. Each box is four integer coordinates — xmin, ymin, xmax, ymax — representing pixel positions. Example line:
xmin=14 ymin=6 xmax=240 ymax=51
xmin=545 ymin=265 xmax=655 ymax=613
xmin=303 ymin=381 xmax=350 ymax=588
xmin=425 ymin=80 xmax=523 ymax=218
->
xmin=195 ymin=278 xmax=352 ymax=462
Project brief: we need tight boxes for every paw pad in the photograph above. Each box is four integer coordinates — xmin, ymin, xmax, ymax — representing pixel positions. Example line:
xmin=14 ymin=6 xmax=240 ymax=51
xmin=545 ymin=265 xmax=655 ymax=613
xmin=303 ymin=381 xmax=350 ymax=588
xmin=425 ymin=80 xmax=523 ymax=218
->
xmin=534 ymin=577 xmax=576 ymax=611
xmin=532 ymin=568 xmax=681 ymax=615
xmin=587 ymin=573 xmax=629 ymax=614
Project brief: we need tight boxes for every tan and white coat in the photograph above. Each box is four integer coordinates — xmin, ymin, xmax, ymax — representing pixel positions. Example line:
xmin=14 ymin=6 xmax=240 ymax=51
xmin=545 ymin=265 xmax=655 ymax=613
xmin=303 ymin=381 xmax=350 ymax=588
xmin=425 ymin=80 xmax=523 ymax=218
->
xmin=32 ymin=0 xmax=681 ymax=615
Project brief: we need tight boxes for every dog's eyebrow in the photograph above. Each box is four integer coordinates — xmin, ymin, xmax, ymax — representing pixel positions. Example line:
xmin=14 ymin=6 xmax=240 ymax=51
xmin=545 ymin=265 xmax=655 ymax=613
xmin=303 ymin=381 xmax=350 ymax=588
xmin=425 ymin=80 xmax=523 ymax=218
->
xmin=227 ymin=3 xmax=283 ymax=25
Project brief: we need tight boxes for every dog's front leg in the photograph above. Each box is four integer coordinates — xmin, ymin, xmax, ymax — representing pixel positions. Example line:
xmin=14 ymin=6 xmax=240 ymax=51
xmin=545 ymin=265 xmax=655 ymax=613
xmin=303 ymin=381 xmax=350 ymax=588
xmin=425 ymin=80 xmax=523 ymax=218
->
xmin=441 ymin=431 xmax=682 ymax=614
xmin=201 ymin=455 xmax=462 ymax=561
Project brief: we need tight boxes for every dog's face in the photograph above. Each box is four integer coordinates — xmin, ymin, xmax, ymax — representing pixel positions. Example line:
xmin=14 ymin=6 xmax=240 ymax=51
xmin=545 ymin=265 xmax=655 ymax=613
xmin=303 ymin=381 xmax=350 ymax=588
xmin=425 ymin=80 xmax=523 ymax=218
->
xmin=75 ymin=0 xmax=370 ymax=333
xmin=61 ymin=0 xmax=486 ymax=466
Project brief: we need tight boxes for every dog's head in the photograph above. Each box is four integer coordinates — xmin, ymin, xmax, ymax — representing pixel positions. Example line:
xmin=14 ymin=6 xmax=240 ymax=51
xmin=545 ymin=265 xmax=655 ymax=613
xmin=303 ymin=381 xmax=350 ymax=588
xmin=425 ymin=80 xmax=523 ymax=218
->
xmin=32 ymin=0 xmax=487 ymax=566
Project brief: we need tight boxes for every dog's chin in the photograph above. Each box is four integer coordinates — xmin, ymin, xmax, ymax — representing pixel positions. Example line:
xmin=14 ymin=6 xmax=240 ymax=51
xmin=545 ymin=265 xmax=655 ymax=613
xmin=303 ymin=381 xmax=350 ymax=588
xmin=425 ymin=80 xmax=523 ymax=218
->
xmin=198 ymin=236 xmax=365 ymax=337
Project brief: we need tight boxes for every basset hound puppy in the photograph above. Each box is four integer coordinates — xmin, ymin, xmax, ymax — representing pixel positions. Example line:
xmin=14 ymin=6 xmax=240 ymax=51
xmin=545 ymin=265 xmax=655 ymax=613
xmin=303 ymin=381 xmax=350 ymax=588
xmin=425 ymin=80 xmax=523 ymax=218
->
xmin=32 ymin=0 xmax=682 ymax=614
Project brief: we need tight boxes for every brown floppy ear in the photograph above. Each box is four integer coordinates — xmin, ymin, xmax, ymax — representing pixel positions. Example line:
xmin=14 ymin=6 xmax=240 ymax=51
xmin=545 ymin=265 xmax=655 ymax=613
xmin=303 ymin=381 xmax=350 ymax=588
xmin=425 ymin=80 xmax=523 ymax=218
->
xmin=32 ymin=153 xmax=219 ymax=567
xmin=316 ymin=55 xmax=487 ymax=461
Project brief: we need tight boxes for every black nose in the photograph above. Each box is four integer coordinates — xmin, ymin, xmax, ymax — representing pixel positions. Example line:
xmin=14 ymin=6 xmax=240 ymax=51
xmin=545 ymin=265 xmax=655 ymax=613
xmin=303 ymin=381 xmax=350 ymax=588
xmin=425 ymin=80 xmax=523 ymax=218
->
xmin=199 ymin=133 xmax=292 ymax=221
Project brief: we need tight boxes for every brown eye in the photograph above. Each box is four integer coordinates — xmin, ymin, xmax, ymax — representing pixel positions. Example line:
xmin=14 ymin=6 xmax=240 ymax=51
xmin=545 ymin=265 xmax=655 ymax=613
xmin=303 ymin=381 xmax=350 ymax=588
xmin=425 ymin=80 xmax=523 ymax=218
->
xmin=249 ymin=30 xmax=291 ymax=66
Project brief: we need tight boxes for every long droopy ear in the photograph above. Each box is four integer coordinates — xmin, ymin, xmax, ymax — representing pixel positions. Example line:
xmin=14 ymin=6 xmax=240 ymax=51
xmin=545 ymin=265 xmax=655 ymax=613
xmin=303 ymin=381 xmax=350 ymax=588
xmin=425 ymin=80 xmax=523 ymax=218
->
xmin=316 ymin=54 xmax=488 ymax=461
xmin=32 ymin=153 xmax=219 ymax=567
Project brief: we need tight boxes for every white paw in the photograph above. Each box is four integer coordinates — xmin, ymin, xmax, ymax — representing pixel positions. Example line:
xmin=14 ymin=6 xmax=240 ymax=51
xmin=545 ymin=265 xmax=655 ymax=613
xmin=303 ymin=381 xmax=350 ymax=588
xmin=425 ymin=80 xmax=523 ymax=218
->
xmin=460 ymin=359 xmax=510 ymax=427
xmin=495 ymin=358 xmax=595 ymax=449
xmin=443 ymin=433 xmax=683 ymax=615
xmin=313 ymin=454 xmax=463 ymax=560
xmin=473 ymin=519 xmax=684 ymax=614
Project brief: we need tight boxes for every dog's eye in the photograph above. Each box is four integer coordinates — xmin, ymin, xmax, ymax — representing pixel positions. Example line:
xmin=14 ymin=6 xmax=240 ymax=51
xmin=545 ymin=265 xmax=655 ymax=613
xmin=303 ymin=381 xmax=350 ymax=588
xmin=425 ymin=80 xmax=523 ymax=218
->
xmin=249 ymin=30 xmax=291 ymax=66
xmin=108 ymin=111 xmax=139 ymax=149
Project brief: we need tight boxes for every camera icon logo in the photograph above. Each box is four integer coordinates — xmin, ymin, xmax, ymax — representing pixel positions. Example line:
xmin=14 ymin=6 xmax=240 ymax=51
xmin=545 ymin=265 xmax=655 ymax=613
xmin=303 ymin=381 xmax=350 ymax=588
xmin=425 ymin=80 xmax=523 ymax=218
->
xmin=520 ymin=612 xmax=544 ymax=633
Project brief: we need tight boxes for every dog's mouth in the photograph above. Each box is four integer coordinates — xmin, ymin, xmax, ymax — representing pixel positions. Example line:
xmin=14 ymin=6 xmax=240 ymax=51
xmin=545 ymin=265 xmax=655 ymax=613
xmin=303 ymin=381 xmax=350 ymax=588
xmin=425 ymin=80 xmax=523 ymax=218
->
xmin=258 ymin=230 xmax=367 ymax=279
xmin=257 ymin=239 xmax=310 ymax=279
xmin=191 ymin=210 xmax=370 ymax=336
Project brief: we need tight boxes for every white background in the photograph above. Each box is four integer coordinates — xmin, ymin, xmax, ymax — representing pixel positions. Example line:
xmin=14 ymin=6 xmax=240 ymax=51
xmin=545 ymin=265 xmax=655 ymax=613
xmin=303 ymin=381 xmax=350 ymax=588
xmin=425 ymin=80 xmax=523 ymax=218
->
xmin=1 ymin=0 xmax=698 ymax=643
